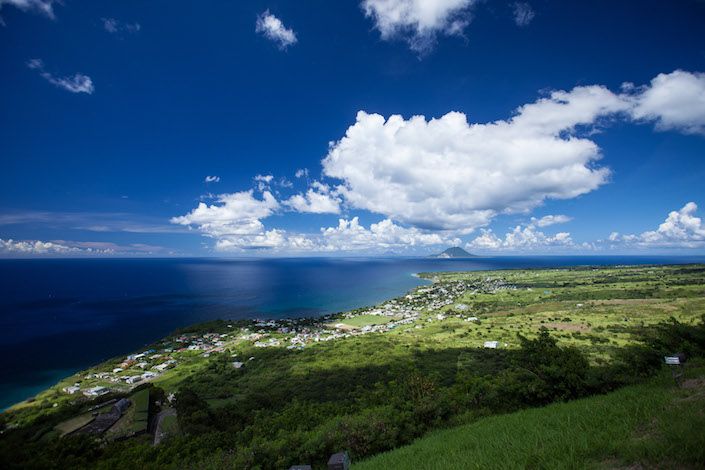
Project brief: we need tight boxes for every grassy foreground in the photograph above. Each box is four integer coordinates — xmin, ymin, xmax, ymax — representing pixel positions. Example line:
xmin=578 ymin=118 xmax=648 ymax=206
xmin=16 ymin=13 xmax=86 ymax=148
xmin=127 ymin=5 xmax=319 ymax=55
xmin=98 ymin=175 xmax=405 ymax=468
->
xmin=356 ymin=365 xmax=705 ymax=470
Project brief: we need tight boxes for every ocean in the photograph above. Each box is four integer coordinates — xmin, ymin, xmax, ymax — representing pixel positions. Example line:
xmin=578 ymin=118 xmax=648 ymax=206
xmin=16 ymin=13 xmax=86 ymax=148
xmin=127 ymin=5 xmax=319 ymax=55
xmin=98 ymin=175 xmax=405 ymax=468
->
xmin=1 ymin=255 xmax=704 ymax=410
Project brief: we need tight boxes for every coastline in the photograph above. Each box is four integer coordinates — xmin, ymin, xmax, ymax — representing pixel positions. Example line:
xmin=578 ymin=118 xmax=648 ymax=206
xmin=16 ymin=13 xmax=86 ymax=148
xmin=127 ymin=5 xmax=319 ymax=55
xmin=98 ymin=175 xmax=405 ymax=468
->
xmin=4 ymin=262 xmax=703 ymax=414
xmin=3 ymin=263 xmax=705 ymax=468
xmin=3 ymin=258 xmax=705 ymax=412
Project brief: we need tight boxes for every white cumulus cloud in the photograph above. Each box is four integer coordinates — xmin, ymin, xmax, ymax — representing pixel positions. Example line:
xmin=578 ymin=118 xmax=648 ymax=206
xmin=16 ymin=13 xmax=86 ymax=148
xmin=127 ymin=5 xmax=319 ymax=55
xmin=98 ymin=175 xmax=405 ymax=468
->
xmin=362 ymin=0 xmax=476 ymax=53
xmin=321 ymin=217 xmax=458 ymax=252
xmin=285 ymin=182 xmax=341 ymax=214
xmin=205 ymin=175 xmax=220 ymax=183
xmin=322 ymin=71 xmax=705 ymax=235
xmin=0 ymin=238 xmax=134 ymax=256
xmin=609 ymin=202 xmax=705 ymax=248
xmin=174 ymin=71 xmax=705 ymax=254
xmin=627 ymin=70 xmax=705 ymax=136
xmin=256 ymin=10 xmax=297 ymax=49
xmin=170 ymin=190 xmax=318 ymax=251
xmin=27 ymin=58 xmax=94 ymax=94
xmin=0 ymin=238 xmax=76 ymax=254
xmin=322 ymin=90 xmax=621 ymax=232
xmin=171 ymin=190 xmax=278 ymax=238
xmin=468 ymin=223 xmax=573 ymax=252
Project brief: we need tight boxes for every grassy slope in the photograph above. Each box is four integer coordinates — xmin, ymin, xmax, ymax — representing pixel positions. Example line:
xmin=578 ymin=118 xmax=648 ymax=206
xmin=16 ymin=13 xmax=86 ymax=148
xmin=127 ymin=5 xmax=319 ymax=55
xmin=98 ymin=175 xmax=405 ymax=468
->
xmin=355 ymin=366 xmax=705 ymax=470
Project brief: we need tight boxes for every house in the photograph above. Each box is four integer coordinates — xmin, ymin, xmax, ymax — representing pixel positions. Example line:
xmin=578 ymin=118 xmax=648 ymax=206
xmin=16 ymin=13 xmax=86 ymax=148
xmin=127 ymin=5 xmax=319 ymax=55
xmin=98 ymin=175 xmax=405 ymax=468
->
xmin=153 ymin=362 xmax=175 ymax=372
xmin=483 ymin=341 xmax=499 ymax=349
xmin=113 ymin=368 xmax=124 ymax=374
xmin=83 ymin=386 xmax=109 ymax=397
xmin=63 ymin=385 xmax=81 ymax=394
xmin=327 ymin=451 xmax=350 ymax=470
xmin=126 ymin=375 xmax=143 ymax=384
xmin=141 ymin=371 xmax=157 ymax=379
xmin=232 ymin=362 xmax=244 ymax=369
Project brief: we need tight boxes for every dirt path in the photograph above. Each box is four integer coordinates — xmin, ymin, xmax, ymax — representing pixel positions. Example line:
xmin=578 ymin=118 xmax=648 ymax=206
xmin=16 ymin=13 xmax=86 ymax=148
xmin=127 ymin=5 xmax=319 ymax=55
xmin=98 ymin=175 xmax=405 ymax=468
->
xmin=153 ymin=408 xmax=177 ymax=446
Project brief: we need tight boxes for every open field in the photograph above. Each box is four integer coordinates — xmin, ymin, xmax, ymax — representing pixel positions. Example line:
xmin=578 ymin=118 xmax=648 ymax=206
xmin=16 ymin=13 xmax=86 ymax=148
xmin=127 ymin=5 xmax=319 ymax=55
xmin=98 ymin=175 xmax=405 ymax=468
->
xmin=332 ymin=314 xmax=394 ymax=328
xmin=54 ymin=413 xmax=94 ymax=437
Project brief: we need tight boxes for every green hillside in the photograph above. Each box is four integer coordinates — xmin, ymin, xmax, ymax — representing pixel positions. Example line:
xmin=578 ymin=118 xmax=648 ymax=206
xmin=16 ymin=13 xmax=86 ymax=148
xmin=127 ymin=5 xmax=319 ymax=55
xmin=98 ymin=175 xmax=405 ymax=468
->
xmin=1 ymin=265 xmax=704 ymax=469
xmin=356 ymin=366 xmax=705 ymax=470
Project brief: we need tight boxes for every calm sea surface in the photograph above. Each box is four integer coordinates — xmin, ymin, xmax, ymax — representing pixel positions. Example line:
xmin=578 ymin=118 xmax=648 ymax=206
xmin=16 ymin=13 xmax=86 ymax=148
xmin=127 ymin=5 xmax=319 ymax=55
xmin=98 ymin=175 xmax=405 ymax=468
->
xmin=1 ymin=255 xmax=704 ymax=409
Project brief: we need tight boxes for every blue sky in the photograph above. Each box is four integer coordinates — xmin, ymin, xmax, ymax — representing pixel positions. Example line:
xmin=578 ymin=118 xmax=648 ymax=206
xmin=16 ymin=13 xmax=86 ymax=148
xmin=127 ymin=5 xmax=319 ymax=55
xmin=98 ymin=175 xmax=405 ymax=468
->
xmin=1 ymin=0 xmax=705 ymax=256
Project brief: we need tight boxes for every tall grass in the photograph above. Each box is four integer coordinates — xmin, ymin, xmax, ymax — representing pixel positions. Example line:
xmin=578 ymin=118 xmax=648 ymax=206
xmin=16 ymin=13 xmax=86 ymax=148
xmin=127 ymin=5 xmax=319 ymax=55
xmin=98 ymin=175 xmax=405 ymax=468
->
xmin=355 ymin=367 xmax=705 ymax=469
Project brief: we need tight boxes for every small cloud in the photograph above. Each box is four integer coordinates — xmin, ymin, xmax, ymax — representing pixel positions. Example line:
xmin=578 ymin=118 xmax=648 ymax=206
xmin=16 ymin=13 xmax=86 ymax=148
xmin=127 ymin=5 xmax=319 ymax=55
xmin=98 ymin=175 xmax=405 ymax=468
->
xmin=26 ymin=58 xmax=43 ymax=69
xmin=278 ymin=177 xmax=293 ymax=188
xmin=102 ymin=17 xmax=141 ymax=34
xmin=256 ymin=10 xmax=297 ymax=49
xmin=361 ymin=0 xmax=477 ymax=55
xmin=284 ymin=182 xmax=341 ymax=214
xmin=254 ymin=174 xmax=273 ymax=191
xmin=513 ymin=2 xmax=535 ymax=27
xmin=295 ymin=168 xmax=309 ymax=178
xmin=102 ymin=17 xmax=118 ymax=33
xmin=0 ymin=0 xmax=57 ymax=24
xmin=205 ymin=175 xmax=221 ymax=183
xmin=531 ymin=214 xmax=572 ymax=227
xmin=27 ymin=58 xmax=94 ymax=94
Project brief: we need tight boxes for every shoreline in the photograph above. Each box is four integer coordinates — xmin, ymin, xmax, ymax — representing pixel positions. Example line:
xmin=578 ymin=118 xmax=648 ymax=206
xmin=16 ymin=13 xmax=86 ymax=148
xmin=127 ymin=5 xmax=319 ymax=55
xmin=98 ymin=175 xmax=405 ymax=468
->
xmin=4 ymin=262 xmax=704 ymax=414
xmin=3 ymin=263 xmax=705 ymax=468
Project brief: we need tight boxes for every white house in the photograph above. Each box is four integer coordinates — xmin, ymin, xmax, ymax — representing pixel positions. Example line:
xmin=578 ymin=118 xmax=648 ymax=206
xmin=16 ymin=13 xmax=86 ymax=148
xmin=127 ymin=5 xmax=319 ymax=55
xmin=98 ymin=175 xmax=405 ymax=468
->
xmin=83 ymin=386 xmax=109 ymax=397
xmin=483 ymin=341 xmax=499 ymax=349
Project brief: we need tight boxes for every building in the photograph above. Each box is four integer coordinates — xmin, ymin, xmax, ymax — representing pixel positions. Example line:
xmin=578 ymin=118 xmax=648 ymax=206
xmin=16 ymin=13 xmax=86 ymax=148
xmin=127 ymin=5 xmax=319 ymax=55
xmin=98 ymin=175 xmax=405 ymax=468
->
xmin=483 ymin=341 xmax=499 ymax=349
xmin=63 ymin=385 xmax=80 ymax=394
xmin=83 ymin=386 xmax=109 ymax=397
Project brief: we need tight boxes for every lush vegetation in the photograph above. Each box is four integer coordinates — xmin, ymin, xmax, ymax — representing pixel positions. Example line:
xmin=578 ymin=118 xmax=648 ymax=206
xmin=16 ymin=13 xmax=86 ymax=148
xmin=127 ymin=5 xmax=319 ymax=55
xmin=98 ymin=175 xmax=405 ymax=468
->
xmin=1 ymin=264 xmax=704 ymax=469
xmin=355 ymin=363 xmax=705 ymax=469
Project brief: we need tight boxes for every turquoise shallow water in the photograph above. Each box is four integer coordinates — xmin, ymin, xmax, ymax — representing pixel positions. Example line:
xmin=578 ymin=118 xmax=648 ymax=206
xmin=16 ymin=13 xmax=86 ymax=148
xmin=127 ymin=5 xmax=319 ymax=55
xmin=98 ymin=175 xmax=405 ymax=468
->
xmin=2 ymin=255 xmax=704 ymax=410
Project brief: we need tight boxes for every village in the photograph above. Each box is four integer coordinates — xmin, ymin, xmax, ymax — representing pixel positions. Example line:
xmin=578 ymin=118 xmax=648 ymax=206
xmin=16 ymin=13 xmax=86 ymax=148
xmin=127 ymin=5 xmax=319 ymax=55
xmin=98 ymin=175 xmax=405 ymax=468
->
xmin=1 ymin=274 xmax=516 ymax=446
xmin=56 ymin=275 xmax=514 ymax=402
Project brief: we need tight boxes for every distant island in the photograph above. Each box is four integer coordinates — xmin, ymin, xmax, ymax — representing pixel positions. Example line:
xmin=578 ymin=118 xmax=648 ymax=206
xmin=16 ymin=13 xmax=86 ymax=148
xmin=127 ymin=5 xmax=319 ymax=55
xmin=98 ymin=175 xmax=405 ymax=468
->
xmin=430 ymin=246 xmax=477 ymax=258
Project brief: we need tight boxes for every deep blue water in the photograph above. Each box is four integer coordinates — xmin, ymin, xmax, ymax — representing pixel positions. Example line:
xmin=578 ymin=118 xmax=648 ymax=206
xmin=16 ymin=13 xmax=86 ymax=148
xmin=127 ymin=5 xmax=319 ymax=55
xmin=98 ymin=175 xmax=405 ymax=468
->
xmin=1 ymin=255 xmax=704 ymax=410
